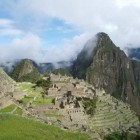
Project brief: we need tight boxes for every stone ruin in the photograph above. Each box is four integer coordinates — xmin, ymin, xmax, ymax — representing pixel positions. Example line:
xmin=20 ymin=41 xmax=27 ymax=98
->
xmin=42 ymin=73 xmax=102 ymax=129
xmin=54 ymin=91 xmax=87 ymax=130
xmin=55 ymin=91 xmax=80 ymax=109
xmin=47 ymin=73 xmax=95 ymax=99
xmin=49 ymin=73 xmax=71 ymax=82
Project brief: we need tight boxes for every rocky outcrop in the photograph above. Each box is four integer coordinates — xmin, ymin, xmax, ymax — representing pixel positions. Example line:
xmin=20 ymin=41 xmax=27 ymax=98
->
xmin=0 ymin=67 xmax=15 ymax=97
xmin=72 ymin=32 xmax=140 ymax=114
xmin=71 ymin=37 xmax=97 ymax=79
xmin=12 ymin=59 xmax=40 ymax=83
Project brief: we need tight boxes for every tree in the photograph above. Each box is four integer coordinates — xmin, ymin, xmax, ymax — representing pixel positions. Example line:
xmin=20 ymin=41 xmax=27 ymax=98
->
xmin=36 ymin=79 xmax=52 ymax=102
xmin=83 ymin=97 xmax=98 ymax=116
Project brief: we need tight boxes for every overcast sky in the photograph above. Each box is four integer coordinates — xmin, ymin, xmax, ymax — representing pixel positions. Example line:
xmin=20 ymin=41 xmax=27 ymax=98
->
xmin=0 ymin=0 xmax=140 ymax=63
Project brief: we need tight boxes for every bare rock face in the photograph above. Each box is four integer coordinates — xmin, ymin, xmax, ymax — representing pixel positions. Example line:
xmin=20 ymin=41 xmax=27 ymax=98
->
xmin=72 ymin=32 xmax=140 ymax=114
xmin=12 ymin=59 xmax=40 ymax=83
xmin=0 ymin=67 xmax=15 ymax=97
xmin=18 ymin=60 xmax=34 ymax=78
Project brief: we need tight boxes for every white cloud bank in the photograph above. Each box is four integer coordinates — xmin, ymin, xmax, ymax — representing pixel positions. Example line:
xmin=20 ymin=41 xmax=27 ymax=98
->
xmin=1 ymin=0 xmax=140 ymax=63
xmin=7 ymin=0 xmax=140 ymax=46
xmin=0 ymin=18 xmax=22 ymax=36
xmin=0 ymin=32 xmax=92 ymax=63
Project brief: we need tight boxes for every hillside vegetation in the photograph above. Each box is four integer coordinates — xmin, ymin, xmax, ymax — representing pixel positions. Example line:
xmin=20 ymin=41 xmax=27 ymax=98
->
xmin=0 ymin=114 xmax=92 ymax=140
xmin=12 ymin=59 xmax=40 ymax=83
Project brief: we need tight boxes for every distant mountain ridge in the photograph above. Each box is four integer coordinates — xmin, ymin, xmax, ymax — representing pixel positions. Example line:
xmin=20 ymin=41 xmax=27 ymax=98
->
xmin=37 ymin=61 xmax=72 ymax=73
xmin=0 ymin=60 xmax=72 ymax=76
xmin=127 ymin=47 xmax=140 ymax=60
xmin=11 ymin=59 xmax=41 ymax=83
xmin=72 ymin=32 xmax=140 ymax=114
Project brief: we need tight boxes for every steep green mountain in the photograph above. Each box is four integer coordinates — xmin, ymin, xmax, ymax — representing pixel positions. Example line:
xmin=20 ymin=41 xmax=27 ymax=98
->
xmin=12 ymin=59 xmax=40 ymax=83
xmin=72 ymin=32 xmax=140 ymax=114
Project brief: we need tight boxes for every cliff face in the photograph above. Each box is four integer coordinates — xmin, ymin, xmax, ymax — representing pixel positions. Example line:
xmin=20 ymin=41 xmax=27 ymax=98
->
xmin=71 ymin=37 xmax=97 ymax=79
xmin=72 ymin=32 xmax=140 ymax=114
xmin=12 ymin=59 xmax=40 ymax=83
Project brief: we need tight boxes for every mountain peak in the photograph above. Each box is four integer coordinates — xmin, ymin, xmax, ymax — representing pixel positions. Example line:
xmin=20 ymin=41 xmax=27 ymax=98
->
xmin=12 ymin=59 xmax=40 ymax=82
xmin=96 ymin=32 xmax=114 ymax=49
xmin=72 ymin=32 xmax=140 ymax=114
xmin=71 ymin=33 xmax=114 ymax=80
xmin=97 ymin=32 xmax=109 ymax=37
xmin=96 ymin=32 xmax=111 ymax=42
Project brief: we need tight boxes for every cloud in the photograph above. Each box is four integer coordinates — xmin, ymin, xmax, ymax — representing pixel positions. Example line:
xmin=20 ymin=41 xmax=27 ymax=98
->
xmin=3 ymin=0 xmax=140 ymax=48
xmin=0 ymin=33 xmax=41 ymax=62
xmin=0 ymin=28 xmax=22 ymax=35
xmin=1 ymin=0 xmax=140 ymax=64
xmin=0 ymin=18 xmax=23 ymax=36
xmin=0 ymin=32 xmax=92 ymax=63
xmin=44 ymin=32 xmax=93 ymax=62
xmin=116 ymin=0 xmax=140 ymax=8
xmin=0 ymin=19 xmax=13 ymax=27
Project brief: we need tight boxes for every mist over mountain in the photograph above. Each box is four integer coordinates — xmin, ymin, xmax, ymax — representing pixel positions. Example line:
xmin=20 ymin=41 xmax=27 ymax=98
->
xmin=0 ymin=60 xmax=21 ymax=76
xmin=127 ymin=47 xmax=140 ymax=60
xmin=71 ymin=35 xmax=97 ymax=79
xmin=0 ymin=58 xmax=73 ymax=76
xmin=71 ymin=32 xmax=140 ymax=114
xmin=37 ymin=61 xmax=73 ymax=73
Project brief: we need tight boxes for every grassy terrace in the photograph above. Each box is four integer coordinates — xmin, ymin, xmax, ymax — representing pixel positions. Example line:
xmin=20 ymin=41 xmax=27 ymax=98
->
xmin=90 ymin=94 xmax=140 ymax=131
xmin=0 ymin=104 xmax=16 ymax=113
xmin=17 ymin=83 xmax=36 ymax=88
xmin=21 ymin=96 xmax=34 ymax=104
xmin=0 ymin=104 xmax=23 ymax=116
xmin=13 ymin=107 xmax=23 ymax=115
xmin=0 ymin=114 xmax=92 ymax=140
xmin=33 ymin=98 xmax=54 ymax=105
xmin=17 ymin=83 xmax=41 ymax=95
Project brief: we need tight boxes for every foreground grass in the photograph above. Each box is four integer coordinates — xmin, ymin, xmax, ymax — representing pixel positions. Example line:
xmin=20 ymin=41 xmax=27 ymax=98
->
xmin=0 ymin=114 xmax=92 ymax=140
